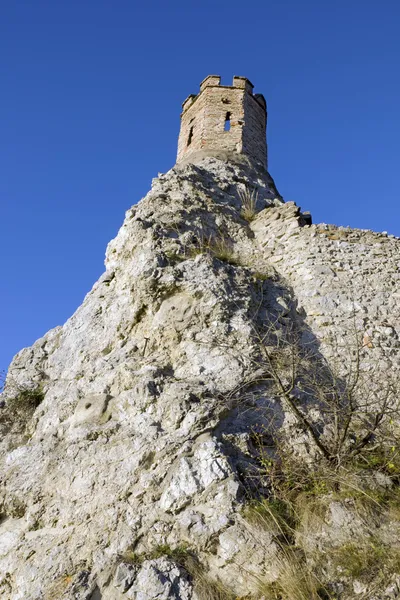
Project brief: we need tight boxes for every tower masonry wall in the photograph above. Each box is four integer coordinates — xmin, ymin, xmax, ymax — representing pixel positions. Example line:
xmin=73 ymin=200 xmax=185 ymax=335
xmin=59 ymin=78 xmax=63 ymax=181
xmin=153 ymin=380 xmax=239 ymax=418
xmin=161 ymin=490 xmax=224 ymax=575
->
xmin=242 ymin=91 xmax=267 ymax=167
xmin=177 ymin=76 xmax=267 ymax=168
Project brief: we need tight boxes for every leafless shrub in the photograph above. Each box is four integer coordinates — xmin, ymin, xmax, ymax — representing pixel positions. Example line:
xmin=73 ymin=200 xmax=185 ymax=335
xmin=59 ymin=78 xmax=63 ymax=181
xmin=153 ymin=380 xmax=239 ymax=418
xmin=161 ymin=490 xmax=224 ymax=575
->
xmin=242 ymin=315 xmax=400 ymax=470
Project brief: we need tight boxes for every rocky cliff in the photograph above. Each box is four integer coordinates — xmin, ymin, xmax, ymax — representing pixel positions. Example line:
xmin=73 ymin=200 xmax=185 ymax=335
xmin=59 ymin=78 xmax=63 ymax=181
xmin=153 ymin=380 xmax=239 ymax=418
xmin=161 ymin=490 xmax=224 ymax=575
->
xmin=1 ymin=157 xmax=400 ymax=600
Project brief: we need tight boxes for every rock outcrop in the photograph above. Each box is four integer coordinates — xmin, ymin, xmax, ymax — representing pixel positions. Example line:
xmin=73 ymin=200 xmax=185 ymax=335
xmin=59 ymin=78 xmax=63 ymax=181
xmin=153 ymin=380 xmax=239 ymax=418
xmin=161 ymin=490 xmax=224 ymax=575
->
xmin=1 ymin=157 xmax=399 ymax=599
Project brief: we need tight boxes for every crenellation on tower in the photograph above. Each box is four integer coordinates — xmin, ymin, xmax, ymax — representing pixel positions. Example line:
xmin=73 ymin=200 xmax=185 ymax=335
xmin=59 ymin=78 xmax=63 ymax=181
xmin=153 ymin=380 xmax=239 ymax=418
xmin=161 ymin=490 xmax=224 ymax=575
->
xmin=199 ymin=75 xmax=221 ymax=91
xmin=177 ymin=75 xmax=267 ymax=169
xmin=181 ymin=94 xmax=197 ymax=112
xmin=232 ymin=75 xmax=254 ymax=93
xmin=254 ymin=93 xmax=266 ymax=109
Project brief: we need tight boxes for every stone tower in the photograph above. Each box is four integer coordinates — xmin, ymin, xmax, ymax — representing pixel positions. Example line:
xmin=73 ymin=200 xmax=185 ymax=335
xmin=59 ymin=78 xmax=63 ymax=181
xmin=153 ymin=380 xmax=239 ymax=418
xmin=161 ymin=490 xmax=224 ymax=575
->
xmin=177 ymin=75 xmax=267 ymax=168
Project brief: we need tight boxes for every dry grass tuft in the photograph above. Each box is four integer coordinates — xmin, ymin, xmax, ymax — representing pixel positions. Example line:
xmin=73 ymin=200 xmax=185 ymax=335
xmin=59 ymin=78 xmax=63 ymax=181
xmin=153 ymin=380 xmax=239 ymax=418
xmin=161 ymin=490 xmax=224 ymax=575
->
xmin=188 ymin=230 xmax=238 ymax=265
xmin=239 ymin=186 xmax=258 ymax=222
xmin=259 ymin=548 xmax=324 ymax=600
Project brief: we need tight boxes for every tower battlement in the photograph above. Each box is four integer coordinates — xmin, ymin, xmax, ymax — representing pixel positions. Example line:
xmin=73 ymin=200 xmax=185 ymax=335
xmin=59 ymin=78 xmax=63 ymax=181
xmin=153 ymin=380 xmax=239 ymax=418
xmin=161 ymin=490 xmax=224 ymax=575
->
xmin=177 ymin=75 xmax=267 ymax=168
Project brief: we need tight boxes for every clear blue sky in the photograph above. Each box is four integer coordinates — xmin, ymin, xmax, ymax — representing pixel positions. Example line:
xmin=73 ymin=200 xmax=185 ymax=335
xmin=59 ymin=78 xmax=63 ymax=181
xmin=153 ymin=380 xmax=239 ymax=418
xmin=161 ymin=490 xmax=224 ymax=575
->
xmin=1 ymin=0 xmax=400 ymax=372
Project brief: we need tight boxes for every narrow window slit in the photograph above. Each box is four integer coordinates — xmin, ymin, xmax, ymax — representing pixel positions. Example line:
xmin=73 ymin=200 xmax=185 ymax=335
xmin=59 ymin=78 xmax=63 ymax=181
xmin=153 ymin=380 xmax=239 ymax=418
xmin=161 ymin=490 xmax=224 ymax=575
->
xmin=224 ymin=112 xmax=231 ymax=131
xmin=187 ymin=126 xmax=194 ymax=146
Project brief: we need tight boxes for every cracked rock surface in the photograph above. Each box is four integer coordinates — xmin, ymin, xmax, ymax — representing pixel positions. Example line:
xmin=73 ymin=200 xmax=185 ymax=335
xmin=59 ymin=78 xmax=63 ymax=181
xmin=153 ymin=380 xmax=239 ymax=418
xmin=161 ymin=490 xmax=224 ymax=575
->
xmin=0 ymin=157 xmax=399 ymax=599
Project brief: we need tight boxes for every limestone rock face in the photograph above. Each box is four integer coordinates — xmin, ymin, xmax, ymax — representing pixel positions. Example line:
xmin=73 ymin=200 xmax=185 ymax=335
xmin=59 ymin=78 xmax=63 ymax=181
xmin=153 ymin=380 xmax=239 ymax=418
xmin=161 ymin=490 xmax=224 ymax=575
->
xmin=114 ymin=558 xmax=195 ymax=600
xmin=0 ymin=157 xmax=399 ymax=599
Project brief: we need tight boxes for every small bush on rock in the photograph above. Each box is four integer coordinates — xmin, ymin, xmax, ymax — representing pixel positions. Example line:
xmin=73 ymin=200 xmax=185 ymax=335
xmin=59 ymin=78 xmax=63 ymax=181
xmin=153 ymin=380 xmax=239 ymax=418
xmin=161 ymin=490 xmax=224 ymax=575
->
xmin=242 ymin=438 xmax=400 ymax=598
xmin=0 ymin=380 xmax=44 ymax=436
